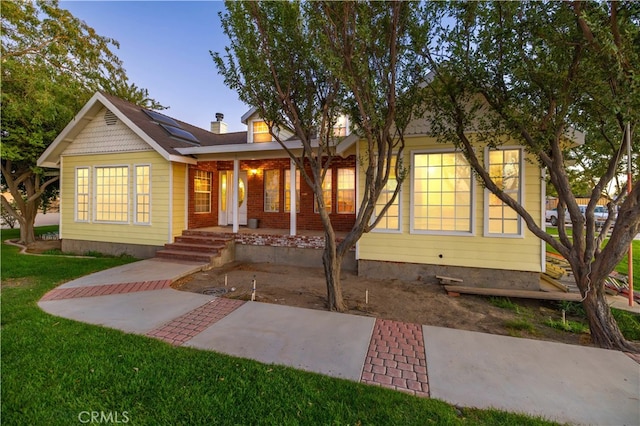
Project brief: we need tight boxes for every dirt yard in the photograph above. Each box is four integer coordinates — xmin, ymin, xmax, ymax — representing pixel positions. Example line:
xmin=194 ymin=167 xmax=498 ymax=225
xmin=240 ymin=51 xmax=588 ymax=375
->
xmin=173 ymin=261 xmax=597 ymax=347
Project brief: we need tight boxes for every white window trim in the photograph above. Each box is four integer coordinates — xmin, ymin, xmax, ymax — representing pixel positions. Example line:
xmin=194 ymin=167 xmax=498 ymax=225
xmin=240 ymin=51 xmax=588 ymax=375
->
xmin=483 ymin=146 xmax=525 ymax=238
xmin=284 ymin=169 xmax=300 ymax=213
xmin=93 ymin=164 xmax=130 ymax=224
xmin=134 ymin=164 xmax=152 ymax=225
xmin=371 ymin=153 xmax=403 ymax=234
xmin=194 ymin=169 xmax=212 ymax=214
xmin=409 ymin=149 xmax=476 ymax=237
xmin=75 ymin=166 xmax=90 ymax=223
xmin=336 ymin=167 xmax=356 ymax=214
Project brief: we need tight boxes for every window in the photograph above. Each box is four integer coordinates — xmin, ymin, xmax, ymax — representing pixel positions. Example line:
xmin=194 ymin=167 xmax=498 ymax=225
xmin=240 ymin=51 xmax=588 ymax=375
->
xmin=95 ymin=166 xmax=129 ymax=222
xmin=332 ymin=115 xmax=349 ymax=137
xmin=194 ymin=170 xmax=212 ymax=213
xmin=412 ymin=152 xmax=472 ymax=233
xmin=252 ymin=121 xmax=271 ymax=143
xmin=75 ymin=167 xmax=90 ymax=222
xmin=486 ymin=148 xmax=522 ymax=236
xmin=264 ymin=169 xmax=280 ymax=212
xmin=337 ymin=168 xmax=355 ymax=213
xmin=284 ymin=169 xmax=300 ymax=213
xmin=373 ymin=157 xmax=400 ymax=231
xmin=315 ymin=172 xmax=332 ymax=213
xmin=134 ymin=165 xmax=151 ymax=224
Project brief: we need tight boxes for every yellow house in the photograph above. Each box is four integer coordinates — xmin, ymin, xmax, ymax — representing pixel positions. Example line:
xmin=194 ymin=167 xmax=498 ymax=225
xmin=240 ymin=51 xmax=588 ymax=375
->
xmin=39 ymin=92 xmax=554 ymax=290
xmin=355 ymin=123 xmax=546 ymax=290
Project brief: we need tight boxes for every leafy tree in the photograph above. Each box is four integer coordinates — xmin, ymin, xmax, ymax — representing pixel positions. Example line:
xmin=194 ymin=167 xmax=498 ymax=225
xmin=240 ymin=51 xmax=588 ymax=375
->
xmin=419 ymin=1 xmax=639 ymax=351
xmin=214 ymin=1 xmax=420 ymax=311
xmin=1 ymin=0 xmax=163 ymax=244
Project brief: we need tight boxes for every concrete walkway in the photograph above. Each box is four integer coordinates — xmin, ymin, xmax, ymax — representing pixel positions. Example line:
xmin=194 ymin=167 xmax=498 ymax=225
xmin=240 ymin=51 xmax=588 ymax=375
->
xmin=38 ymin=259 xmax=639 ymax=426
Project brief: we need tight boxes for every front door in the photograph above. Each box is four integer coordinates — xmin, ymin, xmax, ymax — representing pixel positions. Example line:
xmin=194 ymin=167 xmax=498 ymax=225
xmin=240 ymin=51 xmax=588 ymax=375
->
xmin=218 ymin=170 xmax=247 ymax=226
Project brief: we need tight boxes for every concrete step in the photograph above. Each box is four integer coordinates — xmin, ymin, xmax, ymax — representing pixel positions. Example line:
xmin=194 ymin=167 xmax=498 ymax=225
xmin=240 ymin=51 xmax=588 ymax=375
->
xmin=155 ymin=249 xmax=218 ymax=263
xmin=174 ymin=235 xmax=229 ymax=246
xmin=167 ymin=241 xmax=226 ymax=252
xmin=182 ymin=230 xmax=233 ymax=240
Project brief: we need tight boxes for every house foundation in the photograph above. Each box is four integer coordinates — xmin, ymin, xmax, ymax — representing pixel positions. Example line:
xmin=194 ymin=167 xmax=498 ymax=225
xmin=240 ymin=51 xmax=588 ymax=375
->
xmin=357 ymin=259 xmax=540 ymax=290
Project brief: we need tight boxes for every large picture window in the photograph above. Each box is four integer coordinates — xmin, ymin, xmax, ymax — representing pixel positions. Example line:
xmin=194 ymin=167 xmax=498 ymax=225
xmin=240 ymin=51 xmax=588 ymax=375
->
xmin=75 ymin=167 xmax=90 ymax=222
xmin=264 ymin=169 xmax=280 ymax=212
xmin=95 ymin=166 xmax=129 ymax=222
xmin=134 ymin=165 xmax=151 ymax=224
xmin=194 ymin=170 xmax=212 ymax=213
xmin=412 ymin=152 xmax=472 ymax=234
xmin=284 ymin=169 xmax=300 ymax=213
xmin=486 ymin=148 xmax=522 ymax=236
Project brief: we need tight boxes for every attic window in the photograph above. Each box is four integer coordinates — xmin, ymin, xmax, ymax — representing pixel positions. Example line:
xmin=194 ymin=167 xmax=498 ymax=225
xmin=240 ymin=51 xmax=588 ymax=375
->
xmin=104 ymin=110 xmax=118 ymax=126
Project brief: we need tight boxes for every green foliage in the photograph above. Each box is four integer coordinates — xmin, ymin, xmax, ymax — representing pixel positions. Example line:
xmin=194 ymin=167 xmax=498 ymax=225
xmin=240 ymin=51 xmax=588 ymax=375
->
xmin=544 ymin=318 xmax=590 ymax=334
xmin=1 ymin=0 xmax=163 ymax=244
xmin=0 ymin=227 xmax=556 ymax=425
xmin=504 ymin=319 xmax=537 ymax=334
xmin=611 ymin=309 xmax=640 ymax=341
xmin=489 ymin=297 xmax=522 ymax=313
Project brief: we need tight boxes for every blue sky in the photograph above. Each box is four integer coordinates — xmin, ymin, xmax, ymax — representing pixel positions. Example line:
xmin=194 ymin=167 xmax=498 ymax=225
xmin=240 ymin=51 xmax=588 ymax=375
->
xmin=61 ymin=1 xmax=250 ymax=133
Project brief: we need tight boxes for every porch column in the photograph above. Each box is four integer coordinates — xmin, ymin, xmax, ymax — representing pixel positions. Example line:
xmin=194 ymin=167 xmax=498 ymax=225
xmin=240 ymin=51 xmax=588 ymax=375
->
xmin=232 ymin=159 xmax=239 ymax=233
xmin=289 ymin=158 xmax=297 ymax=236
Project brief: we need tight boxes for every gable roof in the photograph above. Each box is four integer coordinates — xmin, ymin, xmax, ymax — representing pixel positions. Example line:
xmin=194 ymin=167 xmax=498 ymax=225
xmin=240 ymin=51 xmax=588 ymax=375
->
xmin=38 ymin=92 xmax=248 ymax=168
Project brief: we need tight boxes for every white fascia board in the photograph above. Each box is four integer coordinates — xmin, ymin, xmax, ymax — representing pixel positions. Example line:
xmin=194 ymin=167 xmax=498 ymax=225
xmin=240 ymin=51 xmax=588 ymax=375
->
xmin=37 ymin=92 xmax=103 ymax=168
xmin=336 ymin=133 xmax=359 ymax=155
xmin=38 ymin=92 xmax=197 ymax=167
xmin=176 ymin=140 xmax=306 ymax=155
xmin=240 ymin=107 xmax=259 ymax=124
xmin=564 ymin=127 xmax=585 ymax=147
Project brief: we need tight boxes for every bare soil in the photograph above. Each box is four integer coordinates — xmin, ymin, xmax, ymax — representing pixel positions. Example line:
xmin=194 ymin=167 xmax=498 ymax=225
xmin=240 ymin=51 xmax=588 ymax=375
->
xmin=173 ymin=261 xmax=596 ymax=347
xmin=26 ymin=240 xmax=61 ymax=254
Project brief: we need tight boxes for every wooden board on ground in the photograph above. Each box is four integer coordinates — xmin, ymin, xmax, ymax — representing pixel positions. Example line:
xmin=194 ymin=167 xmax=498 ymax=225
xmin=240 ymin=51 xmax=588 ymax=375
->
xmin=540 ymin=274 xmax=570 ymax=292
xmin=444 ymin=285 xmax=582 ymax=301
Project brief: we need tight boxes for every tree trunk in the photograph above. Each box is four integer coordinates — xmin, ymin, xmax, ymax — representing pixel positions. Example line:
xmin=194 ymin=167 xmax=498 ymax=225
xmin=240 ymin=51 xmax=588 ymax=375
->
xmin=322 ymin=235 xmax=347 ymax=312
xmin=579 ymin=274 xmax=637 ymax=352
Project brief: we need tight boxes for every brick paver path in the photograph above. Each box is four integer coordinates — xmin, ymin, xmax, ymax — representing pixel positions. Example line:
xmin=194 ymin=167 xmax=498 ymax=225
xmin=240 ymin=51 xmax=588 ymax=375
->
xmin=146 ymin=298 xmax=246 ymax=346
xmin=361 ymin=318 xmax=430 ymax=397
xmin=40 ymin=280 xmax=172 ymax=301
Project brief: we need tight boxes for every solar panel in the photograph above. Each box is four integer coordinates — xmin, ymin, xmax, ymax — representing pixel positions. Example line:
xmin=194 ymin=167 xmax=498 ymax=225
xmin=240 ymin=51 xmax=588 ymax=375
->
xmin=159 ymin=123 xmax=200 ymax=144
xmin=142 ymin=109 xmax=181 ymax=128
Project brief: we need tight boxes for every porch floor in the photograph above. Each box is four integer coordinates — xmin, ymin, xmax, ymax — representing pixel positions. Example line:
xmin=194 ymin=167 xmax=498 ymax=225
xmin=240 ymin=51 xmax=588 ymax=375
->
xmin=194 ymin=226 xmax=348 ymax=239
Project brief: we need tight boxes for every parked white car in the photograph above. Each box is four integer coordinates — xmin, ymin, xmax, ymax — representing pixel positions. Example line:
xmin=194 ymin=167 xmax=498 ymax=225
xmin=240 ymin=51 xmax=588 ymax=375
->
xmin=546 ymin=205 xmax=610 ymax=227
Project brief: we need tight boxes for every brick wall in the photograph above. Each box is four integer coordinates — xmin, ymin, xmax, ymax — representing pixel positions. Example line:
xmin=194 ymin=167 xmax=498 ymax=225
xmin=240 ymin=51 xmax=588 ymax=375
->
xmin=187 ymin=156 xmax=357 ymax=232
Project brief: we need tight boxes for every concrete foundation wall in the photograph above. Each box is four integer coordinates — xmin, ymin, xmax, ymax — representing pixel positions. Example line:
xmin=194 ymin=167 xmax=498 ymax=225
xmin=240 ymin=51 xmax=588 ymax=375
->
xmin=236 ymin=244 xmax=357 ymax=272
xmin=358 ymin=259 xmax=540 ymax=290
xmin=62 ymin=239 xmax=160 ymax=259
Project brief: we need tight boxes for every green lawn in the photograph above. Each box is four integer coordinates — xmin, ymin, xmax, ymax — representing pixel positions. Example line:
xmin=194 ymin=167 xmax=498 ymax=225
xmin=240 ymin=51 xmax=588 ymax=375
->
xmin=545 ymin=226 xmax=639 ymax=275
xmin=1 ymin=226 xmax=557 ymax=425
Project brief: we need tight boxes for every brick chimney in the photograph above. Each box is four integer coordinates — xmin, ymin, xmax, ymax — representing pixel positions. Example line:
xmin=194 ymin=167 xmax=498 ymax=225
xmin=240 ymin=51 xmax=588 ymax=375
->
xmin=210 ymin=112 xmax=227 ymax=134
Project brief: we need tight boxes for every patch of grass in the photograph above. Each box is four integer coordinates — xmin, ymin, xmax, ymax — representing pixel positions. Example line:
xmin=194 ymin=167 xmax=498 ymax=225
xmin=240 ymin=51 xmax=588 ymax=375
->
xmin=611 ymin=308 xmax=640 ymax=341
xmin=41 ymin=249 xmax=64 ymax=255
xmin=1 ymin=227 xmax=558 ymax=425
xmin=504 ymin=318 xmax=537 ymax=334
xmin=545 ymin=226 xmax=639 ymax=275
xmin=489 ymin=297 xmax=522 ymax=313
xmin=544 ymin=318 xmax=590 ymax=334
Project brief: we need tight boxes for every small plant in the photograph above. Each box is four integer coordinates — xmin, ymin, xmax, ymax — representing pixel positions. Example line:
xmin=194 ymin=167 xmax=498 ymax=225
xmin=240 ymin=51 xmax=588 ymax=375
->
xmin=555 ymin=301 xmax=585 ymax=317
xmin=489 ymin=297 xmax=521 ymax=313
xmin=504 ymin=318 xmax=536 ymax=333
xmin=545 ymin=318 xmax=589 ymax=334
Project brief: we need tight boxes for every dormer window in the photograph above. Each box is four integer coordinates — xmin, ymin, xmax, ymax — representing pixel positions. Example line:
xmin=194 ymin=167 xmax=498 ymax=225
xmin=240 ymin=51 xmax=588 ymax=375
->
xmin=252 ymin=120 xmax=271 ymax=143
xmin=332 ymin=115 xmax=349 ymax=137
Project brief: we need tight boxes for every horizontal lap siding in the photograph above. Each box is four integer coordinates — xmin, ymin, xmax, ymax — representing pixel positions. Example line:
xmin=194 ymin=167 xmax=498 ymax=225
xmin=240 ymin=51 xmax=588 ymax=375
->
xmin=358 ymin=136 xmax=542 ymax=273
xmin=61 ymin=151 xmax=171 ymax=247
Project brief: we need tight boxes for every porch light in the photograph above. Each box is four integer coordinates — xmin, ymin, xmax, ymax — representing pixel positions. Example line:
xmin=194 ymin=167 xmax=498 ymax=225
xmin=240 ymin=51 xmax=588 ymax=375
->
xmin=250 ymin=169 xmax=258 ymax=176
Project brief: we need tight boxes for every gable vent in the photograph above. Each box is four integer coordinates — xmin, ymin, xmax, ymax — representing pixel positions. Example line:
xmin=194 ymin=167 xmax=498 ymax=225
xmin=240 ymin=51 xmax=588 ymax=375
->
xmin=104 ymin=110 xmax=118 ymax=126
